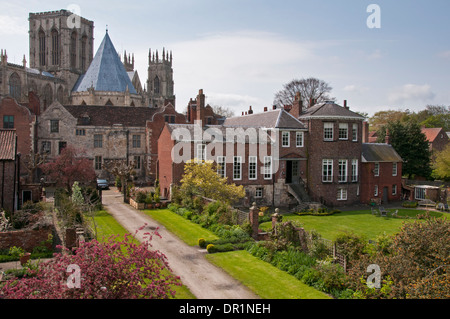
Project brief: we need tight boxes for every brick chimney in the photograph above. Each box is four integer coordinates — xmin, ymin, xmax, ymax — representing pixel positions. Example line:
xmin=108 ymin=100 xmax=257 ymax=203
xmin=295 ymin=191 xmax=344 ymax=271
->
xmin=248 ymin=105 xmax=253 ymax=114
xmin=196 ymin=89 xmax=205 ymax=124
xmin=290 ymin=92 xmax=303 ymax=118
xmin=362 ymin=121 xmax=369 ymax=143
xmin=385 ymin=128 xmax=391 ymax=144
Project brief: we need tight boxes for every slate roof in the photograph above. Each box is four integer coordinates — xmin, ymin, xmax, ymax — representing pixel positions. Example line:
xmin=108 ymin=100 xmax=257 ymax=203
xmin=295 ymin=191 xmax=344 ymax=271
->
xmin=299 ymin=102 xmax=365 ymax=120
xmin=223 ymin=109 xmax=306 ymax=129
xmin=166 ymin=124 xmax=272 ymax=144
xmin=361 ymin=143 xmax=403 ymax=163
xmin=72 ymin=32 xmax=137 ymax=94
xmin=0 ymin=130 xmax=17 ymax=161
xmin=63 ymin=105 xmax=159 ymax=127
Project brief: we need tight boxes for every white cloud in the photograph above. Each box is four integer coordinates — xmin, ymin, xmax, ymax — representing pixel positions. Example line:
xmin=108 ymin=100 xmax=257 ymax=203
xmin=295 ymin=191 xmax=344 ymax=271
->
xmin=388 ymin=84 xmax=435 ymax=105
xmin=366 ymin=49 xmax=383 ymax=61
xmin=0 ymin=15 xmax=28 ymax=36
xmin=343 ymin=84 xmax=368 ymax=94
xmin=437 ymin=50 xmax=450 ymax=60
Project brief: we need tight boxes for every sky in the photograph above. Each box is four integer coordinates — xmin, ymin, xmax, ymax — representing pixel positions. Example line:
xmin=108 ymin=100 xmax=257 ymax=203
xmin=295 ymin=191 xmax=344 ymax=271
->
xmin=1 ymin=0 xmax=449 ymax=117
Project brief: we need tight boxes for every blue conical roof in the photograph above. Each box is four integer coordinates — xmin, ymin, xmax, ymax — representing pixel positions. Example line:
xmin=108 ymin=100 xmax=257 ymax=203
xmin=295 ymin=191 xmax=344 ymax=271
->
xmin=72 ymin=32 xmax=137 ymax=94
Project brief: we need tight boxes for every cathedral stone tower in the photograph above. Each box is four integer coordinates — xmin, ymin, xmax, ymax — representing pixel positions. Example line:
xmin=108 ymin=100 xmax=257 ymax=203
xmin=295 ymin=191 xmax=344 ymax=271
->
xmin=147 ymin=48 xmax=175 ymax=108
xmin=28 ymin=10 xmax=94 ymax=91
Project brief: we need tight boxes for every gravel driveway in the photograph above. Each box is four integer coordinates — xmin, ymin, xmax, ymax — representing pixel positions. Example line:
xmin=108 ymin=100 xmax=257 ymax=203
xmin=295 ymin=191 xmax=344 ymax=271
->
xmin=102 ymin=189 xmax=259 ymax=299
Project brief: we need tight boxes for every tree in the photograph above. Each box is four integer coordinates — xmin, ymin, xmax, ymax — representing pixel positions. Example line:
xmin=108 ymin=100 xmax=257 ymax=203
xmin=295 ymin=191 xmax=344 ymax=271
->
xmin=376 ymin=121 xmax=432 ymax=179
xmin=212 ymin=105 xmax=235 ymax=118
xmin=40 ymin=146 xmax=96 ymax=193
xmin=0 ymin=229 xmax=181 ymax=299
xmin=431 ymin=144 xmax=450 ymax=181
xmin=103 ymin=159 xmax=136 ymax=202
xmin=368 ymin=110 xmax=409 ymax=131
xmin=347 ymin=215 xmax=449 ymax=299
xmin=179 ymin=160 xmax=245 ymax=205
xmin=273 ymin=77 xmax=334 ymax=108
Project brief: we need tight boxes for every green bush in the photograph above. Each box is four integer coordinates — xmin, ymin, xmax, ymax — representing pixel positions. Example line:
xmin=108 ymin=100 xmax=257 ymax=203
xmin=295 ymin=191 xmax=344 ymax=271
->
xmin=198 ymin=238 xmax=206 ymax=248
xmin=402 ymin=201 xmax=418 ymax=208
xmin=206 ymin=244 xmax=216 ymax=253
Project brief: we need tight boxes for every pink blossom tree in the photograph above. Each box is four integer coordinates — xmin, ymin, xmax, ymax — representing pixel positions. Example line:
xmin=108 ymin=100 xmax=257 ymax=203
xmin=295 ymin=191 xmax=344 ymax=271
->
xmin=0 ymin=226 xmax=181 ymax=299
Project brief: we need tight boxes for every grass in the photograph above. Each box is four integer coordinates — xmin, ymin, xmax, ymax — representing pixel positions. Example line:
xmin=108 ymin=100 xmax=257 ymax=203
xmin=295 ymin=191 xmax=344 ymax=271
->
xmin=143 ymin=209 xmax=219 ymax=246
xmin=206 ymin=250 xmax=331 ymax=299
xmin=260 ymin=208 xmax=444 ymax=241
xmin=90 ymin=209 xmax=196 ymax=299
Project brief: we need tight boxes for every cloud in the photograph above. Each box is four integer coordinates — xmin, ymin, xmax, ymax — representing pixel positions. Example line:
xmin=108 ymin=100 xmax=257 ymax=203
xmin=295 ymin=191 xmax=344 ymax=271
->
xmin=0 ymin=15 xmax=28 ymax=36
xmin=437 ymin=50 xmax=450 ymax=60
xmin=388 ymin=84 xmax=435 ymax=104
xmin=366 ymin=49 xmax=383 ymax=60
xmin=343 ymin=84 xmax=368 ymax=94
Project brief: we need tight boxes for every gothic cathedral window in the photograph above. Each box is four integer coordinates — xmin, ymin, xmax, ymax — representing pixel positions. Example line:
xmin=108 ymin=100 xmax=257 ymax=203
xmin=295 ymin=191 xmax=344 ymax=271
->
xmin=70 ymin=31 xmax=77 ymax=69
xmin=39 ymin=29 xmax=46 ymax=67
xmin=154 ymin=76 xmax=160 ymax=94
xmin=51 ymin=29 xmax=60 ymax=66
xmin=9 ymin=73 xmax=21 ymax=100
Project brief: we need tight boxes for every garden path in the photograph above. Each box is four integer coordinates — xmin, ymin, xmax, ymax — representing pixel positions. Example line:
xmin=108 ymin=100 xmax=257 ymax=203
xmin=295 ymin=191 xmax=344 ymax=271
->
xmin=101 ymin=188 xmax=259 ymax=300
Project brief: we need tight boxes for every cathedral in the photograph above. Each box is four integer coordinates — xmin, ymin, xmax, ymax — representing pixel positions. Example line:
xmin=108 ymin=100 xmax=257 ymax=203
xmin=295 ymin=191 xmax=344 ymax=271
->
xmin=0 ymin=9 xmax=175 ymax=109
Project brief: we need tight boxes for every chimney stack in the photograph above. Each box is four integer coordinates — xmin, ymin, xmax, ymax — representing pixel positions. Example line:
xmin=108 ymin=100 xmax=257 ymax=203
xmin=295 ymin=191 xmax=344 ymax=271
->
xmin=362 ymin=121 xmax=369 ymax=143
xmin=290 ymin=92 xmax=302 ymax=118
xmin=344 ymin=100 xmax=349 ymax=109
xmin=248 ymin=105 xmax=253 ymax=114
xmin=264 ymin=107 xmax=268 ymax=112
xmin=385 ymin=129 xmax=391 ymax=145
xmin=196 ymin=89 xmax=205 ymax=124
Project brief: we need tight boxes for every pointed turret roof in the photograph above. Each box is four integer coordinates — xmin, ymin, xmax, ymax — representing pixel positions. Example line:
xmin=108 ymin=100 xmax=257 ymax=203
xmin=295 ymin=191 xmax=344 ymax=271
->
xmin=72 ymin=31 xmax=137 ymax=94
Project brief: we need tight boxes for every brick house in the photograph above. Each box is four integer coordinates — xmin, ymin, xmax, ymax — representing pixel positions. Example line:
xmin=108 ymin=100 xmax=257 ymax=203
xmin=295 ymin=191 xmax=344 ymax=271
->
xmin=0 ymin=130 xmax=19 ymax=212
xmin=360 ymin=143 xmax=403 ymax=204
xmin=37 ymin=100 xmax=187 ymax=185
xmin=158 ymin=90 xmax=309 ymax=207
xmin=297 ymin=99 xmax=365 ymax=207
xmin=421 ymin=127 xmax=449 ymax=153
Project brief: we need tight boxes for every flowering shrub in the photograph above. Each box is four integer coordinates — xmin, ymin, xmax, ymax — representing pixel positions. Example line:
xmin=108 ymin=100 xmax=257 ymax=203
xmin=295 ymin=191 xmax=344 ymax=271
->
xmin=0 ymin=226 xmax=181 ymax=299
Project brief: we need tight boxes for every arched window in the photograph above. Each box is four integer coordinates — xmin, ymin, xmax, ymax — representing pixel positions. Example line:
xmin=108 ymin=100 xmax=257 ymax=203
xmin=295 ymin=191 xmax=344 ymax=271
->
xmin=51 ymin=29 xmax=60 ymax=65
xmin=9 ymin=73 xmax=21 ymax=100
xmin=56 ymin=86 xmax=64 ymax=103
xmin=154 ymin=76 xmax=160 ymax=94
xmin=81 ymin=35 xmax=87 ymax=71
xmin=39 ymin=29 xmax=46 ymax=66
xmin=70 ymin=31 xmax=77 ymax=69
xmin=42 ymin=84 xmax=53 ymax=111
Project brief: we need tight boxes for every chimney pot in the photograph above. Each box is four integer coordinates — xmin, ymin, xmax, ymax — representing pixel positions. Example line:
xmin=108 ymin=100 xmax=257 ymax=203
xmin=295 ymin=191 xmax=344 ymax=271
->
xmin=264 ymin=107 xmax=268 ymax=112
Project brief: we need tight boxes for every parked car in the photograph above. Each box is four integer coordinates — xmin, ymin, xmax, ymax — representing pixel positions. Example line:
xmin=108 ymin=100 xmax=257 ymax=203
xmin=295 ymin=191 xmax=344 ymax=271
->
xmin=96 ymin=179 xmax=109 ymax=190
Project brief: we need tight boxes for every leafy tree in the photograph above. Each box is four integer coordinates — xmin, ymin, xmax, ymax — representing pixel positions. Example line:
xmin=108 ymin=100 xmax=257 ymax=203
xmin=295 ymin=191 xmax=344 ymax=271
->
xmin=273 ymin=77 xmax=334 ymax=108
xmin=368 ymin=109 xmax=408 ymax=131
xmin=0 ymin=229 xmax=181 ymax=299
xmin=431 ymin=143 xmax=450 ymax=181
xmin=179 ymin=160 xmax=245 ymax=206
xmin=347 ymin=215 xmax=449 ymax=299
xmin=376 ymin=121 xmax=432 ymax=179
xmin=40 ymin=146 xmax=96 ymax=193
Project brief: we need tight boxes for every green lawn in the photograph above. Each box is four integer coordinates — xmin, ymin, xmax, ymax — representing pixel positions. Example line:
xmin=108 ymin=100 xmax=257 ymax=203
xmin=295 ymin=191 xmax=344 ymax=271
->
xmin=91 ymin=210 xmax=196 ymax=299
xmin=143 ymin=209 xmax=219 ymax=246
xmin=260 ymin=208 xmax=444 ymax=241
xmin=206 ymin=250 xmax=331 ymax=299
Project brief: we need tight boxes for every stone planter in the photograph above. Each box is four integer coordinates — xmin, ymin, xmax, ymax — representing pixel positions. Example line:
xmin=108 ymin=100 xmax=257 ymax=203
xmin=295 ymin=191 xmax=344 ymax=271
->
xmin=129 ymin=198 xmax=145 ymax=210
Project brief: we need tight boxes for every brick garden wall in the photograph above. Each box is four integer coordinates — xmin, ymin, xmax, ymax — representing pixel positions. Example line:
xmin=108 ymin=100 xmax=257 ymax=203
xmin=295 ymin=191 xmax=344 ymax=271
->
xmin=0 ymin=226 xmax=53 ymax=252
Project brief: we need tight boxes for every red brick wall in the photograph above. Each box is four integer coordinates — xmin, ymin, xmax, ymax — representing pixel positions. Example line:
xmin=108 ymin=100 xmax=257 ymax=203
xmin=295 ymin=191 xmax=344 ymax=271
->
xmin=0 ymin=160 xmax=16 ymax=212
xmin=158 ymin=124 xmax=176 ymax=198
xmin=305 ymin=118 xmax=363 ymax=206
xmin=360 ymin=161 xmax=403 ymax=204
xmin=0 ymin=226 xmax=53 ymax=252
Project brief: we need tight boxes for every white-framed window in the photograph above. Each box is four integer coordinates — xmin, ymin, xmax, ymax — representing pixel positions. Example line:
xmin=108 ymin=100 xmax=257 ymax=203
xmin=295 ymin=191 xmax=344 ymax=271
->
xmin=249 ymin=156 xmax=257 ymax=180
xmin=374 ymin=163 xmax=380 ymax=176
xmin=322 ymin=159 xmax=333 ymax=182
xmin=282 ymin=131 xmax=290 ymax=147
xmin=217 ymin=156 xmax=226 ymax=178
xmin=296 ymin=131 xmax=304 ymax=147
xmin=255 ymin=187 xmax=263 ymax=198
xmin=337 ymin=188 xmax=347 ymax=201
xmin=196 ymin=144 xmax=206 ymax=162
xmin=392 ymin=184 xmax=397 ymax=195
xmin=233 ymin=156 xmax=242 ymax=180
xmin=352 ymin=123 xmax=358 ymax=141
xmin=339 ymin=123 xmax=348 ymax=140
xmin=415 ymin=187 xmax=426 ymax=200
xmin=264 ymin=156 xmax=272 ymax=180
xmin=351 ymin=159 xmax=358 ymax=182
xmin=374 ymin=185 xmax=379 ymax=197
xmin=338 ymin=159 xmax=348 ymax=183
xmin=392 ymin=162 xmax=398 ymax=176
xmin=324 ymin=123 xmax=334 ymax=141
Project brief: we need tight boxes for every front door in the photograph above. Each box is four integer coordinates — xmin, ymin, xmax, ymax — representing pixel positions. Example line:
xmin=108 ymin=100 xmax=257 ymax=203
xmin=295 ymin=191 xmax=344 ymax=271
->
xmin=383 ymin=187 xmax=389 ymax=204
xmin=286 ymin=161 xmax=293 ymax=184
